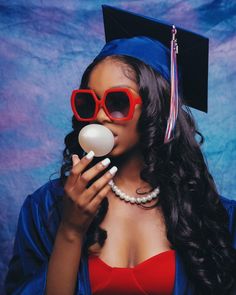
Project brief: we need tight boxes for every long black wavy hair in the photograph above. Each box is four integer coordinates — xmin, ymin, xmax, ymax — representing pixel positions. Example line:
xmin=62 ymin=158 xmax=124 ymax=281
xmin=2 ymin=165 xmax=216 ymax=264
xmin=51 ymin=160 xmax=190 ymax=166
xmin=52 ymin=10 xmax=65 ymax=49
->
xmin=60 ymin=55 xmax=236 ymax=294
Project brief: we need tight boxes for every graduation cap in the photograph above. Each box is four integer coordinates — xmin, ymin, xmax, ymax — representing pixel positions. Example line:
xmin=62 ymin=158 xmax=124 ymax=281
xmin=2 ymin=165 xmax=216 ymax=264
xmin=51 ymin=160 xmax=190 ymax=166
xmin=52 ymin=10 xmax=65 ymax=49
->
xmin=94 ymin=5 xmax=209 ymax=142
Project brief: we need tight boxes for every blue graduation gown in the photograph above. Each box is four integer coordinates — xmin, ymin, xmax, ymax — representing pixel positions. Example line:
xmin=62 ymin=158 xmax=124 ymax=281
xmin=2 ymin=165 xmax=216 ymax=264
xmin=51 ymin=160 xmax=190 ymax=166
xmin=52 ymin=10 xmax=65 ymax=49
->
xmin=5 ymin=179 xmax=236 ymax=295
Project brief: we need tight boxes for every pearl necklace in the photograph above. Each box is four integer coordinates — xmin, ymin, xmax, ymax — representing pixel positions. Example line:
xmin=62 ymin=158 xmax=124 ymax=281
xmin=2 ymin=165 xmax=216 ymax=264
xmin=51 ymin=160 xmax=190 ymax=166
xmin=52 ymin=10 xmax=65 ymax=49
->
xmin=108 ymin=180 xmax=160 ymax=205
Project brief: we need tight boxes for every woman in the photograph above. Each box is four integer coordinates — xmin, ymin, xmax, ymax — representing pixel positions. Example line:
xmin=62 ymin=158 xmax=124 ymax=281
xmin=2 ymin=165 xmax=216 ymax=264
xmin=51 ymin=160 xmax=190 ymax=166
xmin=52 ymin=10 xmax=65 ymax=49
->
xmin=5 ymin=5 xmax=236 ymax=295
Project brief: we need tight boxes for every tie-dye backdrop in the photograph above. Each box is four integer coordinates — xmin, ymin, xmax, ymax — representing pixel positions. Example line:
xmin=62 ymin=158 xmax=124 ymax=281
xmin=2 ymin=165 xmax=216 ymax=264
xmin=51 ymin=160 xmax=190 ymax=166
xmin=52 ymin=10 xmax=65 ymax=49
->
xmin=0 ymin=0 xmax=235 ymax=293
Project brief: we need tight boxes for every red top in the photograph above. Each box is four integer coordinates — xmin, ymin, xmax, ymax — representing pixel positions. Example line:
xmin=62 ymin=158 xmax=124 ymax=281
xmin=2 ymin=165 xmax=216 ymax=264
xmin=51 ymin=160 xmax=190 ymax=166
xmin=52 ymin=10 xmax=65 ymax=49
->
xmin=88 ymin=249 xmax=176 ymax=295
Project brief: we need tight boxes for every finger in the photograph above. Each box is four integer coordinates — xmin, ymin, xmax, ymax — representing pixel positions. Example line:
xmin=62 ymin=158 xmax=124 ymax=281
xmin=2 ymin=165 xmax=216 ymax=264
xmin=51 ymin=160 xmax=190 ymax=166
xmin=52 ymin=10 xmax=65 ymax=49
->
xmin=72 ymin=154 xmax=80 ymax=165
xmin=88 ymin=184 xmax=111 ymax=214
xmin=77 ymin=157 xmax=111 ymax=192
xmin=65 ymin=150 xmax=94 ymax=190
xmin=85 ymin=166 xmax=118 ymax=203
xmin=63 ymin=154 xmax=80 ymax=191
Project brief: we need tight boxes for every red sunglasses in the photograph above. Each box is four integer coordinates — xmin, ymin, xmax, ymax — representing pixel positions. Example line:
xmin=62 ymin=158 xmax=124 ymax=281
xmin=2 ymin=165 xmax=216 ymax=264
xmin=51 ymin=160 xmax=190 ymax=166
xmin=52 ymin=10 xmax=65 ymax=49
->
xmin=71 ymin=87 xmax=142 ymax=122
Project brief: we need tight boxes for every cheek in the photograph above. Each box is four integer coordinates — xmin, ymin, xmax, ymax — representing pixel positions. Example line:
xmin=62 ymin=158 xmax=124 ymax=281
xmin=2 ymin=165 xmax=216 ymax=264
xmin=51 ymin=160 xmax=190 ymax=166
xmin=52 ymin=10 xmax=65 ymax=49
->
xmin=121 ymin=121 xmax=140 ymax=145
xmin=111 ymin=109 xmax=141 ymax=155
xmin=110 ymin=124 xmax=140 ymax=157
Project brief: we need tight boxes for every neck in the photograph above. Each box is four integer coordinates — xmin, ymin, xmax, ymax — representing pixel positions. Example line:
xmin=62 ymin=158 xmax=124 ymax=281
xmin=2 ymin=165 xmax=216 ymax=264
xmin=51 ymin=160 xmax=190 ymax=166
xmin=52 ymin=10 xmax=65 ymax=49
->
xmin=111 ymin=147 xmax=151 ymax=191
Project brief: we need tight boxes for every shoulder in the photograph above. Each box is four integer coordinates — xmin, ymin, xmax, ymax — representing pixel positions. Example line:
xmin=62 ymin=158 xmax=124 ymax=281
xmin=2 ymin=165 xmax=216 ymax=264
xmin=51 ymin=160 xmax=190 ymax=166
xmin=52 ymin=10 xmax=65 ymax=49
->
xmin=219 ymin=195 xmax=236 ymax=222
xmin=219 ymin=195 xmax=236 ymax=210
xmin=20 ymin=178 xmax=64 ymax=225
xmin=24 ymin=178 xmax=64 ymax=207
xmin=219 ymin=196 xmax=236 ymax=248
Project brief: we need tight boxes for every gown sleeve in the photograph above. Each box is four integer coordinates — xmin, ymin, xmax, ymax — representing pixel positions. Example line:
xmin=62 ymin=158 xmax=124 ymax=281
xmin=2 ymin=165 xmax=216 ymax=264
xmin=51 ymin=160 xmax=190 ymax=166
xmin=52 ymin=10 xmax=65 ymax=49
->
xmin=5 ymin=180 xmax=63 ymax=295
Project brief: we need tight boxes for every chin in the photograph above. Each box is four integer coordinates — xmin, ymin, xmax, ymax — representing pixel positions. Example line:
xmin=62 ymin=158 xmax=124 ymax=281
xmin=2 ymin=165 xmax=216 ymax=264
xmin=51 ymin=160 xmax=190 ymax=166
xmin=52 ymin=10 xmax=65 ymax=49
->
xmin=109 ymin=144 xmax=139 ymax=158
xmin=109 ymin=146 xmax=123 ymax=157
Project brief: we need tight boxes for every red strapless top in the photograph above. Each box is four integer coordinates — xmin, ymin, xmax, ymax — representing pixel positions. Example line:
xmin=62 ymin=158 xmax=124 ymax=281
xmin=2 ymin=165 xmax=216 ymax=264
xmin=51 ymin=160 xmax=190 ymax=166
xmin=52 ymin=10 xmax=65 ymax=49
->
xmin=88 ymin=249 xmax=176 ymax=295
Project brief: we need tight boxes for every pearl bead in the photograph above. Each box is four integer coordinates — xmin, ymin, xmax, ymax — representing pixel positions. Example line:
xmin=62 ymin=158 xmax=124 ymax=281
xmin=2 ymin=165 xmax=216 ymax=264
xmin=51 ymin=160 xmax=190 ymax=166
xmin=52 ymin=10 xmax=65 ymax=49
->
xmin=130 ymin=197 xmax=136 ymax=203
xmin=120 ymin=192 xmax=125 ymax=199
xmin=108 ymin=180 xmax=160 ymax=205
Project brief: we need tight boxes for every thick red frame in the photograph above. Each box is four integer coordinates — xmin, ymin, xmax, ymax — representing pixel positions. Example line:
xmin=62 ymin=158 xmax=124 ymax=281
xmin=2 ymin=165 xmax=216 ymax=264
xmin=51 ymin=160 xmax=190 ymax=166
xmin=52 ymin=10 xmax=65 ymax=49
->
xmin=71 ymin=87 xmax=142 ymax=121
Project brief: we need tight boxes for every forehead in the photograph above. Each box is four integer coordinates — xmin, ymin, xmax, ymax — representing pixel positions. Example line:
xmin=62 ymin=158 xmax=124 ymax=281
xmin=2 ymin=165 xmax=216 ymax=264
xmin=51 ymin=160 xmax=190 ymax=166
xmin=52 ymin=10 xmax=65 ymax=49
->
xmin=88 ymin=58 xmax=139 ymax=94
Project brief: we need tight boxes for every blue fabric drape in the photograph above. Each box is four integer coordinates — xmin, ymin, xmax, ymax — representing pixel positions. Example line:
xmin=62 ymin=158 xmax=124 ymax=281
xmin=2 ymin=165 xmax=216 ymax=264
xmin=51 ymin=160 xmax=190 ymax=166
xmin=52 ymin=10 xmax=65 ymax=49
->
xmin=5 ymin=179 xmax=236 ymax=295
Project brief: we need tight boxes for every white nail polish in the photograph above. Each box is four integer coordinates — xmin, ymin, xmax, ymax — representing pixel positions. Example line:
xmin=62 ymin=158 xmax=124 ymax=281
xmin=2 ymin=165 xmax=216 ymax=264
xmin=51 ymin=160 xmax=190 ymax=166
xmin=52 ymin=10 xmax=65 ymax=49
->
xmin=109 ymin=166 xmax=118 ymax=176
xmin=72 ymin=154 xmax=79 ymax=165
xmin=101 ymin=158 xmax=111 ymax=167
xmin=85 ymin=151 xmax=95 ymax=160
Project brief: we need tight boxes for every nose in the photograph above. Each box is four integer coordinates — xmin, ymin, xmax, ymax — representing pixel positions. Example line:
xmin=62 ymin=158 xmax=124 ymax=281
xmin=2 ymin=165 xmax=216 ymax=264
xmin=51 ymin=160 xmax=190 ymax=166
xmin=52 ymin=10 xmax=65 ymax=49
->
xmin=95 ymin=106 xmax=111 ymax=123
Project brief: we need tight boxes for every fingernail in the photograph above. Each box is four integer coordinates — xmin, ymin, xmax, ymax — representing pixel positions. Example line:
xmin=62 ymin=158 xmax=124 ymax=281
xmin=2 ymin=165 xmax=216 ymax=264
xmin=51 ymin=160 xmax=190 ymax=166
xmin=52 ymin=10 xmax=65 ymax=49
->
xmin=101 ymin=158 xmax=111 ymax=167
xmin=109 ymin=166 xmax=118 ymax=176
xmin=72 ymin=154 xmax=79 ymax=165
xmin=86 ymin=151 xmax=95 ymax=160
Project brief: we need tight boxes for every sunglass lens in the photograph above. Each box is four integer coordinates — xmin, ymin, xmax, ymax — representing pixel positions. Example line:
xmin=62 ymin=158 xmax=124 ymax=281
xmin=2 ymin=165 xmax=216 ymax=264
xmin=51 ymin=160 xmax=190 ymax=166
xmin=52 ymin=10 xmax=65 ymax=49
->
xmin=105 ymin=91 xmax=130 ymax=119
xmin=74 ymin=92 xmax=95 ymax=119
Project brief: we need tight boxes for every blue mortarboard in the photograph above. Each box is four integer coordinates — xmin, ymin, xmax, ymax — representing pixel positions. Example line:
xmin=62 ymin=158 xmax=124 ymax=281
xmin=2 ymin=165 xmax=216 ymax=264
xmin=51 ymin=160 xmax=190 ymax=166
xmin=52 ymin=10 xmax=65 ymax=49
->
xmin=95 ymin=5 xmax=209 ymax=113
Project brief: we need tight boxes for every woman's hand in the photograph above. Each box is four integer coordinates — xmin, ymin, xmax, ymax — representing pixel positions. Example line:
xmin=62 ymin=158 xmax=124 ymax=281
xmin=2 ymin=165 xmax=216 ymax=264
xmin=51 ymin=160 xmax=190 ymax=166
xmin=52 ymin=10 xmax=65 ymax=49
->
xmin=62 ymin=151 xmax=117 ymax=237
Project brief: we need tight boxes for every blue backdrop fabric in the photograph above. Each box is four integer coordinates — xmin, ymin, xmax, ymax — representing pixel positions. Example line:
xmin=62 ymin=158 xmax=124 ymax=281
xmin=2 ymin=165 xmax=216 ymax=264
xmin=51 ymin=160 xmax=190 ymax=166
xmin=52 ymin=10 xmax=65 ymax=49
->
xmin=0 ymin=1 xmax=235 ymax=293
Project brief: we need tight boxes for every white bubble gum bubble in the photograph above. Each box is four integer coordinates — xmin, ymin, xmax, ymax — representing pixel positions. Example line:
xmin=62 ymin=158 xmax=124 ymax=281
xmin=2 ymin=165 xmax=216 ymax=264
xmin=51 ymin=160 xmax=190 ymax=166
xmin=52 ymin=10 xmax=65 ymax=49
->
xmin=78 ymin=124 xmax=115 ymax=157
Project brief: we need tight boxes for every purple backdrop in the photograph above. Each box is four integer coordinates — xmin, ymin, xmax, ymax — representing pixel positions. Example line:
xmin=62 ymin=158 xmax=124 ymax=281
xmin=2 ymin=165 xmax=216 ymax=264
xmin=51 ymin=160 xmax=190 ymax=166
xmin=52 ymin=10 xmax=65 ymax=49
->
xmin=0 ymin=1 xmax=236 ymax=293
